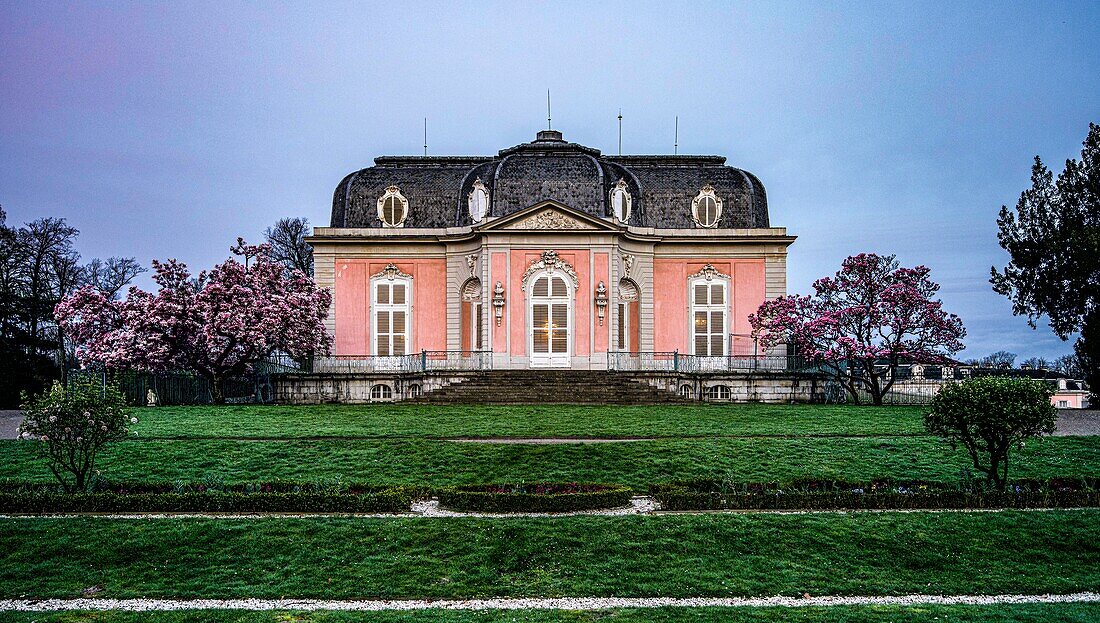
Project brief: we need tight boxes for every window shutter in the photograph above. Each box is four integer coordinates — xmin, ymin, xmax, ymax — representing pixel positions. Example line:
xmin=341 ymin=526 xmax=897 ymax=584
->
xmin=534 ymin=277 xmax=548 ymax=297
xmin=551 ymin=303 xmax=568 ymax=353
xmin=551 ymin=276 xmax=566 ymax=297
xmin=474 ymin=303 xmax=484 ymax=350
xmin=694 ymin=283 xmax=708 ymax=305
xmin=376 ymin=283 xmax=390 ymax=305
xmin=392 ymin=283 xmax=406 ymax=305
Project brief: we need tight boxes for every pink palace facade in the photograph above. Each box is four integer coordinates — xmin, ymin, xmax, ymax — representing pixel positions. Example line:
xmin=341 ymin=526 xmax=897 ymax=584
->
xmin=308 ymin=130 xmax=795 ymax=371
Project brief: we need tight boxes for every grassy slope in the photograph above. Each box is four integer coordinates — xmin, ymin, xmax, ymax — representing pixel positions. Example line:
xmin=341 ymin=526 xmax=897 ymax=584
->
xmin=1 ymin=436 xmax=1098 ymax=489
xmin=2 ymin=604 xmax=1098 ymax=622
xmin=128 ymin=404 xmax=930 ymax=439
xmin=1 ymin=512 xmax=1097 ymax=600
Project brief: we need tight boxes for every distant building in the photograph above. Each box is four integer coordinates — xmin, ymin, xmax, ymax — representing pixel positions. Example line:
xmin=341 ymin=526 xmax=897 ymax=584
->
xmin=308 ymin=129 xmax=794 ymax=370
xmin=899 ymin=364 xmax=1090 ymax=409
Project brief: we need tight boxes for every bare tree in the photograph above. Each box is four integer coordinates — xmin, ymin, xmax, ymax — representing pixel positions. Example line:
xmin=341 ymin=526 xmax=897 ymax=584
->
xmin=264 ymin=217 xmax=313 ymax=277
xmin=83 ymin=257 xmax=146 ymax=299
xmin=1021 ymin=357 xmax=1052 ymax=370
xmin=980 ymin=350 xmax=1017 ymax=369
xmin=17 ymin=218 xmax=80 ymax=354
xmin=1053 ymin=353 xmax=1085 ymax=379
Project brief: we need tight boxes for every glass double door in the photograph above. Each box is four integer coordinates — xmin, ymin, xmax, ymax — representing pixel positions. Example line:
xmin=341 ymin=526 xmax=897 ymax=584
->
xmin=529 ymin=274 xmax=571 ymax=367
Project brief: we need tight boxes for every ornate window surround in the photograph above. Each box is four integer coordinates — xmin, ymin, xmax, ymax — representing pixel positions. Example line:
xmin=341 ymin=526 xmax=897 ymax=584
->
xmin=377 ymin=185 xmax=409 ymax=228
xmin=609 ymin=179 xmax=632 ymax=224
xmin=468 ymin=178 xmax=490 ymax=222
xmin=521 ymin=250 xmax=580 ymax=291
xmin=691 ymin=185 xmax=723 ymax=228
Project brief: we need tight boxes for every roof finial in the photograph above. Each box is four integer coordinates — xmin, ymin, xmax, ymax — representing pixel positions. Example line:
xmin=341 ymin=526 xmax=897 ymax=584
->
xmin=674 ymin=115 xmax=679 ymax=155
xmin=423 ymin=117 xmax=427 ymax=156
xmin=547 ymin=89 xmax=552 ymax=130
xmin=617 ymin=108 xmax=622 ymax=156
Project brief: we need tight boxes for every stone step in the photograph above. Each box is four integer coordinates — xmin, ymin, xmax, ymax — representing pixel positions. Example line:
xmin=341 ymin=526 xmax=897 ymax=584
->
xmin=408 ymin=370 xmax=691 ymax=405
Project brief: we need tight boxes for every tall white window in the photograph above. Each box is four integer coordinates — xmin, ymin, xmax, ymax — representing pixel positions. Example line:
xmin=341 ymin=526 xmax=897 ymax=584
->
xmin=691 ymin=185 xmax=723 ymax=228
xmin=373 ymin=277 xmax=411 ymax=356
xmin=377 ymin=186 xmax=409 ymax=228
xmin=691 ymin=278 xmax=726 ymax=357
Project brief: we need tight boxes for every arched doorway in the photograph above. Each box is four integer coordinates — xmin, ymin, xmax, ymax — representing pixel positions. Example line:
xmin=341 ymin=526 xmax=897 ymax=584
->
xmin=528 ymin=271 xmax=572 ymax=367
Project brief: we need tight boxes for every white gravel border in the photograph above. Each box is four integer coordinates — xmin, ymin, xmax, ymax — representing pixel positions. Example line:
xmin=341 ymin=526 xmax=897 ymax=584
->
xmin=2 ymin=593 xmax=1098 ymax=612
xmin=0 ymin=500 xmax=1093 ymax=520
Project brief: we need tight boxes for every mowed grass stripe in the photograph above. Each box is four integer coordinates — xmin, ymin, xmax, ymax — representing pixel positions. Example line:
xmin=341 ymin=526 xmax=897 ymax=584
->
xmin=2 ymin=436 xmax=1098 ymax=489
xmin=1 ymin=511 xmax=1097 ymax=599
xmin=1 ymin=604 xmax=1099 ymax=622
xmin=128 ymin=404 xmax=930 ymax=439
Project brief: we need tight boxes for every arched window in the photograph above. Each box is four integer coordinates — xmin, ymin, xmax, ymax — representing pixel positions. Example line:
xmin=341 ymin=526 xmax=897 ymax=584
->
xmin=407 ymin=384 xmax=421 ymax=398
xmin=372 ymin=265 xmax=412 ymax=357
xmin=610 ymin=179 xmax=632 ymax=224
xmin=468 ymin=178 xmax=490 ymax=222
xmin=377 ymin=186 xmax=409 ymax=227
xmin=461 ymin=277 xmax=485 ymax=351
xmin=617 ymin=278 xmax=639 ymax=352
xmin=691 ymin=185 xmax=723 ymax=228
xmin=370 ymin=384 xmax=393 ymax=400
xmin=705 ymin=385 xmax=732 ymax=401
xmin=678 ymin=384 xmax=693 ymax=399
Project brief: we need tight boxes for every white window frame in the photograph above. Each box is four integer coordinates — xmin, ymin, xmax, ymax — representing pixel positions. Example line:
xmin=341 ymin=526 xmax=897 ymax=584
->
xmin=377 ymin=185 xmax=409 ymax=228
xmin=371 ymin=273 xmax=412 ymax=360
xmin=689 ymin=275 xmax=728 ymax=359
xmin=691 ymin=185 xmax=723 ymax=228
xmin=468 ymin=178 xmax=490 ymax=222
xmin=616 ymin=278 xmax=638 ymax=353
xmin=610 ymin=179 xmax=632 ymax=224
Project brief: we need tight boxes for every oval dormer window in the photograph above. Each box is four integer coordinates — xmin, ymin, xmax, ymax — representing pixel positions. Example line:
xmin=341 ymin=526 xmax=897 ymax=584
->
xmin=378 ymin=186 xmax=408 ymax=228
xmin=468 ymin=178 xmax=489 ymax=222
xmin=610 ymin=179 xmax=632 ymax=224
xmin=691 ymin=185 xmax=723 ymax=228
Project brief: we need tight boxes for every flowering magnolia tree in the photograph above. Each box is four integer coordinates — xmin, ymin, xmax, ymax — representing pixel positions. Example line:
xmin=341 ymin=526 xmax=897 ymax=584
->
xmin=19 ymin=377 xmax=136 ymax=492
xmin=750 ymin=253 xmax=966 ymax=405
xmin=56 ymin=239 xmax=332 ymax=403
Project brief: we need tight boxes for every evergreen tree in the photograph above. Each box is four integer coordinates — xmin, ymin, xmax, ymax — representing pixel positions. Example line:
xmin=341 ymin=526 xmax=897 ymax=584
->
xmin=992 ymin=123 xmax=1100 ymax=399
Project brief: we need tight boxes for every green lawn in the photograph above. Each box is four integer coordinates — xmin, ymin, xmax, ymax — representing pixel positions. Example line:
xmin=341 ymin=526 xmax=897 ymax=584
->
xmin=2 ymin=604 xmax=1098 ymax=622
xmin=1 ymin=511 xmax=1097 ymax=599
xmin=128 ymin=404 xmax=930 ymax=439
xmin=2 ymin=435 xmax=1098 ymax=489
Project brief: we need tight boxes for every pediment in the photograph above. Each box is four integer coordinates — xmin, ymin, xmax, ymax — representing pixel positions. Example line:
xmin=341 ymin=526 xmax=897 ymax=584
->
xmin=480 ymin=201 xmax=620 ymax=232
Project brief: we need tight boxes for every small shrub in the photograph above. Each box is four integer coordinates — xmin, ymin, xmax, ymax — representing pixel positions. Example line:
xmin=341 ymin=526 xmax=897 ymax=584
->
xmin=18 ymin=378 xmax=136 ymax=492
xmin=924 ymin=377 xmax=1056 ymax=488
xmin=437 ymin=483 xmax=632 ymax=513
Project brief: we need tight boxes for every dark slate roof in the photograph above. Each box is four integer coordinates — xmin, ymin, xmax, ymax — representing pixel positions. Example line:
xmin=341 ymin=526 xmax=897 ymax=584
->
xmin=331 ymin=129 xmax=770 ymax=229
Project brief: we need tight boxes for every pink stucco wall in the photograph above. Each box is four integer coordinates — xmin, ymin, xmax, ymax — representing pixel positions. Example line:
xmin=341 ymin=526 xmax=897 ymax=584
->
xmin=652 ymin=258 xmax=767 ymax=355
xmin=333 ymin=258 xmax=447 ymax=356
xmin=491 ymin=252 xmax=508 ymax=353
xmin=594 ymin=252 xmax=609 ymax=354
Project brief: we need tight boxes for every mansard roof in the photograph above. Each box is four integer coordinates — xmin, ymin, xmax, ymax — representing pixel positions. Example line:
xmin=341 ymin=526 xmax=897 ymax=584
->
xmin=331 ymin=129 xmax=770 ymax=229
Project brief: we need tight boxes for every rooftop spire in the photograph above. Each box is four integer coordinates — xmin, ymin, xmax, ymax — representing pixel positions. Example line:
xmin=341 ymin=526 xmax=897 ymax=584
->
xmin=546 ymin=89 xmax=552 ymax=130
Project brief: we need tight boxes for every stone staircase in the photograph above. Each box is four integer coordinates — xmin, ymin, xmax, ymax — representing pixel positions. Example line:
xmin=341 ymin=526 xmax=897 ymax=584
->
xmin=408 ymin=370 xmax=691 ymax=405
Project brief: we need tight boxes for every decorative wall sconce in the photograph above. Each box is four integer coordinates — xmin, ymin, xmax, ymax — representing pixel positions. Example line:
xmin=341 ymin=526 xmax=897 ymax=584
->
xmin=594 ymin=280 xmax=609 ymax=325
xmin=492 ymin=281 xmax=506 ymax=326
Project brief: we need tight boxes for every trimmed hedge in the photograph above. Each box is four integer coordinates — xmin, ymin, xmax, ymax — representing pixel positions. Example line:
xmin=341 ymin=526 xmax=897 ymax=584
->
xmin=437 ymin=483 xmax=633 ymax=513
xmin=651 ymin=477 xmax=1100 ymax=511
xmin=0 ymin=485 xmax=426 ymax=514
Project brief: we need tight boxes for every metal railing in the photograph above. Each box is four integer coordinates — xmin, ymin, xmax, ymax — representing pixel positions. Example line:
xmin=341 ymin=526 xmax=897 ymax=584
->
xmin=607 ymin=351 xmax=807 ymax=373
xmin=265 ymin=351 xmax=493 ymax=375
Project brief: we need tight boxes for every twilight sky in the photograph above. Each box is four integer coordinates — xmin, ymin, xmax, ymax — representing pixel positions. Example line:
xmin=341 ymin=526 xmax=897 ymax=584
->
xmin=1 ymin=1 xmax=1098 ymax=360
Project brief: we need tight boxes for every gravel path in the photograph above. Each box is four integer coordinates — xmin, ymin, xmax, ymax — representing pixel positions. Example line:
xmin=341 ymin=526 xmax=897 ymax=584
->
xmin=2 ymin=592 xmax=1097 ymax=612
xmin=0 ymin=410 xmax=21 ymax=440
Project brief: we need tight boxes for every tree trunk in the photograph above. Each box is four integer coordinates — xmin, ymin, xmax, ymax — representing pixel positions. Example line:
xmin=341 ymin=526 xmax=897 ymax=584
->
xmin=210 ymin=374 xmax=226 ymax=404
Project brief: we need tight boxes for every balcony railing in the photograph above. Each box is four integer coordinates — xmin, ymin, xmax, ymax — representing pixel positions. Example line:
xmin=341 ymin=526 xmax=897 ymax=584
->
xmin=264 ymin=351 xmax=493 ymax=374
xmin=607 ymin=351 xmax=808 ymax=373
